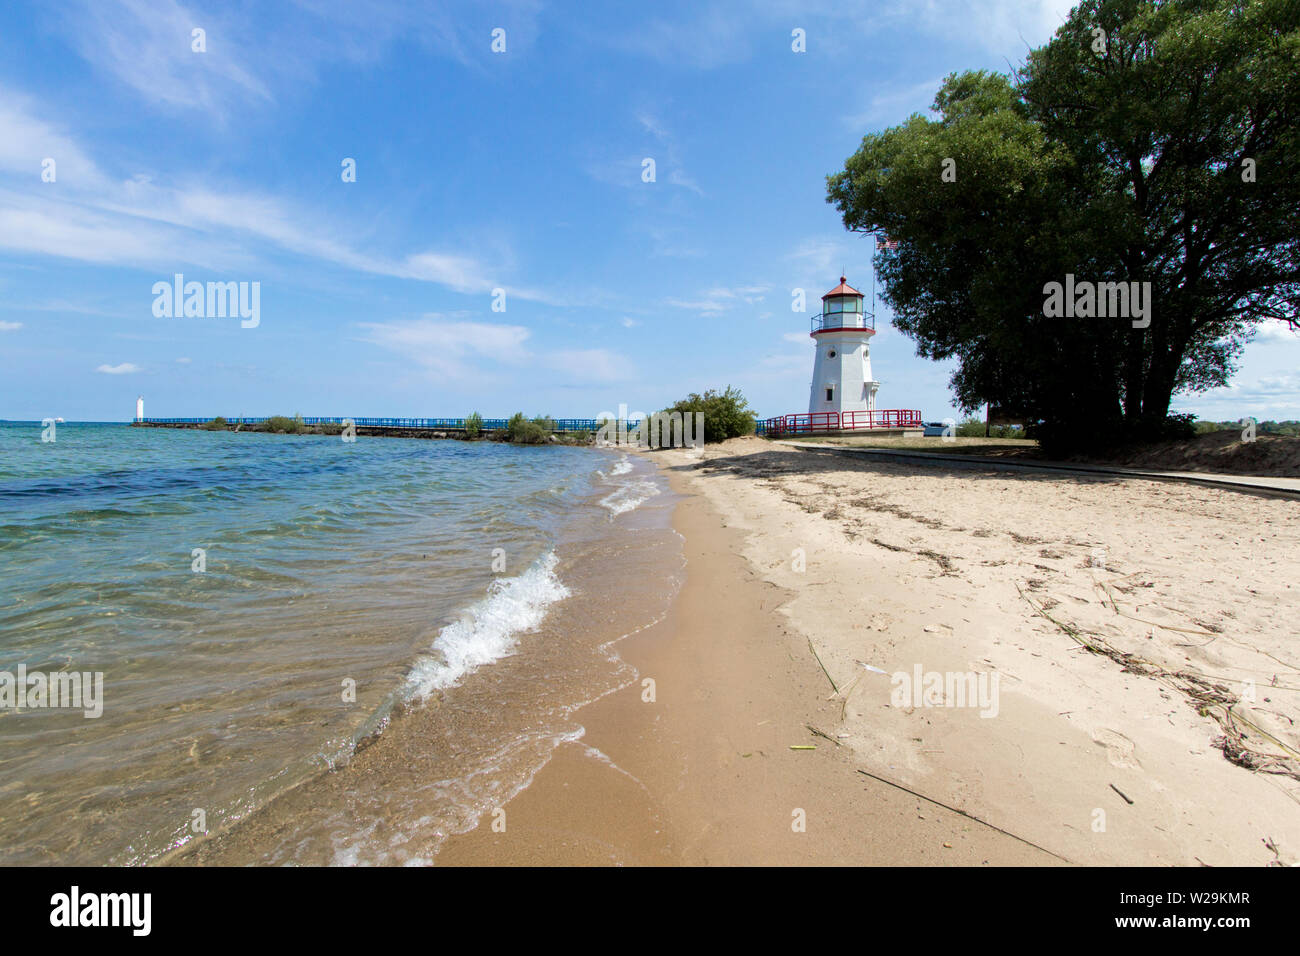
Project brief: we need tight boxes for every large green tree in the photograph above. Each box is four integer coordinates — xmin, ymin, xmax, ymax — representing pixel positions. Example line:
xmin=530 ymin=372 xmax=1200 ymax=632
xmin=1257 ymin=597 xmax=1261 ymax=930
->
xmin=827 ymin=0 xmax=1299 ymax=451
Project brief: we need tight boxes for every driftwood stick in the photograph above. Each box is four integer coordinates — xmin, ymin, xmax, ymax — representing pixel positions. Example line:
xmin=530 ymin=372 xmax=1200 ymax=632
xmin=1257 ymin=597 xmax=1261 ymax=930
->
xmin=855 ymin=768 xmax=1071 ymax=863
xmin=806 ymin=724 xmax=842 ymax=747
xmin=808 ymin=638 xmax=839 ymax=693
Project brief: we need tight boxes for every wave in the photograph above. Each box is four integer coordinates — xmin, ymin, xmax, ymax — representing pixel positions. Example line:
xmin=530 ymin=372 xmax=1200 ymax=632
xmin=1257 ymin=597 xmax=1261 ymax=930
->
xmin=598 ymin=478 xmax=661 ymax=516
xmin=404 ymin=551 xmax=570 ymax=698
xmin=595 ymin=456 xmax=634 ymax=480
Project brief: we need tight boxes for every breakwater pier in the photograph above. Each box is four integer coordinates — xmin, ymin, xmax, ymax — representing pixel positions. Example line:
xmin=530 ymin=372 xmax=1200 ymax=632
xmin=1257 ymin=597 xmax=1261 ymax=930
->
xmin=132 ymin=417 xmax=622 ymax=440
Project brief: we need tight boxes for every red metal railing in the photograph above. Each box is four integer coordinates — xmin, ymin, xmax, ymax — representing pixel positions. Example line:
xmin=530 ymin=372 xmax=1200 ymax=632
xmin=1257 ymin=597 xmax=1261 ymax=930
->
xmin=757 ymin=409 xmax=923 ymax=436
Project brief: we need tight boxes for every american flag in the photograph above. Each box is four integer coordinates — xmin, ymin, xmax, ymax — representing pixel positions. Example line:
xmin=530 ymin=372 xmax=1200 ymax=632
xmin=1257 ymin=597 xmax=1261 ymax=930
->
xmin=875 ymin=237 xmax=899 ymax=251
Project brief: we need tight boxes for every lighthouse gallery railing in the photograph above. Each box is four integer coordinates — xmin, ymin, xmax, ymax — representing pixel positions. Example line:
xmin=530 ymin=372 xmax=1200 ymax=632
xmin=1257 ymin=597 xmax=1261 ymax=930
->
xmin=810 ymin=310 xmax=875 ymax=333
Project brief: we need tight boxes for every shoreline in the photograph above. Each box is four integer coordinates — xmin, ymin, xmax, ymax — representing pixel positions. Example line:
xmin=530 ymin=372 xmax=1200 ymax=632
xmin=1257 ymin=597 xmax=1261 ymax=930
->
xmin=162 ymin=448 xmax=679 ymax=866
xmin=158 ymin=435 xmax=1300 ymax=866
xmin=438 ymin=437 xmax=1300 ymax=866
xmin=433 ymin=447 xmax=1054 ymax=865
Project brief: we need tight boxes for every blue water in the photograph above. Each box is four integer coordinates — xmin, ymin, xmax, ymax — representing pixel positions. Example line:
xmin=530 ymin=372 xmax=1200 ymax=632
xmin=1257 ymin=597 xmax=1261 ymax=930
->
xmin=0 ymin=422 xmax=642 ymax=864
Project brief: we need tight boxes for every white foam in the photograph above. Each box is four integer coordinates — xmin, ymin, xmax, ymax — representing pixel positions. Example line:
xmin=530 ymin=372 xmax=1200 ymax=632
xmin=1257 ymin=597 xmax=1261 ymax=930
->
xmin=404 ymin=551 xmax=569 ymax=699
xmin=598 ymin=479 xmax=660 ymax=516
xmin=596 ymin=456 xmax=633 ymax=480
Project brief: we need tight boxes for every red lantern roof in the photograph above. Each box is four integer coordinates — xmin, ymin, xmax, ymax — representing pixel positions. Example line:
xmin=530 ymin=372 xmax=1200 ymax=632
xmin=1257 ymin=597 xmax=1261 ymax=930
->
xmin=822 ymin=276 xmax=862 ymax=298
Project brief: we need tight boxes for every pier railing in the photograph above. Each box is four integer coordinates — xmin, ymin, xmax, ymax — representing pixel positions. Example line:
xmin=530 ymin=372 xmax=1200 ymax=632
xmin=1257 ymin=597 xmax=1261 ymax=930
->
xmin=756 ymin=409 xmax=923 ymax=436
xmin=135 ymin=417 xmax=627 ymax=433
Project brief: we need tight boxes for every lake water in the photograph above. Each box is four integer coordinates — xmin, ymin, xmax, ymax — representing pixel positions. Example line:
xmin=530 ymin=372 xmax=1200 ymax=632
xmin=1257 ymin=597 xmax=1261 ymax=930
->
xmin=0 ymin=422 xmax=678 ymax=865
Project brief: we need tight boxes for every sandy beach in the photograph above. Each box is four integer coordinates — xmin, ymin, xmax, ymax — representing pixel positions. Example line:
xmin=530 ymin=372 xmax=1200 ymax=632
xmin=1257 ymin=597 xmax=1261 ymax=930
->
xmin=437 ymin=446 xmax=1052 ymax=865
xmin=440 ymin=437 xmax=1300 ymax=866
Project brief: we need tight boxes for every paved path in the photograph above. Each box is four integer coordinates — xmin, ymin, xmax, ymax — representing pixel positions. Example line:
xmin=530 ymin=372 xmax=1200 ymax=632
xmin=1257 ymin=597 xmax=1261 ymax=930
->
xmin=773 ymin=440 xmax=1300 ymax=499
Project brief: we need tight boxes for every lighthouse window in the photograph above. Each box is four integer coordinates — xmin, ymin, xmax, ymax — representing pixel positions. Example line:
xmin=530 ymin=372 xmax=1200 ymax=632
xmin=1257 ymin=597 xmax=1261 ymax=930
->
xmin=825 ymin=388 xmax=834 ymax=401
xmin=827 ymin=350 xmax=836 ymax=358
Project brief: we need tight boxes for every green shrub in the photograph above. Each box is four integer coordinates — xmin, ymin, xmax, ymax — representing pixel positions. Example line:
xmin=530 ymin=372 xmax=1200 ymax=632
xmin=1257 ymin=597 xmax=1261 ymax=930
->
xmin=203 ymin=416 xmax=227 ymax=430
xmin=660 ymin=386 xmax=755 ymax=443
xmin=953 ymin=417 xmax=1025 ymax=439
xmin=260 ymin=415 xmax=301 ymax=434
xmin=316 ymin=421 xmax=343 ymax=435
xmin=464 ymin=412 xmax=483 ymax=439
xmin=1192 ymin=419 xmax=1300 ymax=437
xmin=505 ymin=412 xmax=551 ymax=444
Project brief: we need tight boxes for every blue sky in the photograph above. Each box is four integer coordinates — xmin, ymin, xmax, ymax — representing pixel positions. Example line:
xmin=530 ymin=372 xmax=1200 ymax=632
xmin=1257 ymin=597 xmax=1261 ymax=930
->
xmin=1 ymin=0 xmax=1296 ymax=424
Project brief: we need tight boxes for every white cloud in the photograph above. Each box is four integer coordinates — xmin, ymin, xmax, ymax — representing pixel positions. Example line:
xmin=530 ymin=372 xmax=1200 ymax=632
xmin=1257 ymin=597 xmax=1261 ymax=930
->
xmin=667 ymin=169 xmax=703 ymax=195
xmin=586 ymin=111 xmax=702 ymax=198
xmin=842 ymin=76 xmax=945 ymax=130
xmin=895 ymin=0 xmax=1075 ymax=53
xmin=1182 ymin=369 xmax=1300 ymax=420
xmin=358 ymin=316 xmax=533 ymax=385
xmin=0 ymin=321 xmax=22 ymax=331
xmin=176 ymin=357 xmax=191 ymax=363
xmin=54 ymin=0 xmax=546 ymax=118
xmin=788 ymin=236 xmax=873 ymax=280
xmin=96 ymin=362 xmax=141 ymax=374
xmin=58 ymin=0 xmax=271 ymax=116
xmin=1251 ymin=321 xmax=1300 ymax=343
xmin=610 ymin=1 xmax=1075 ymax=70
xmin=640 ymin=223 xmax=704 ymax=259
xmin=542 ymin=348 xmax=629 ymax=385
xmin=620 ymin=317 xmax=640 ymax=328
xmin=7 ymin=298 xmax=129 ymax=318
xmin=614 ymin=8 xmax=756 ymax=69
xmin=666 ymin=284 xmax=770 ymax=316
xmin=395 ymin=252 xmax=500 ymax=295
xmin=360 ymin=317 xmax=527 ymax=360
xmin=0 ymin=93 xmax=107 ymax=187
xmin=0 ymin=89 xmax=568 ymax=303
xmin=0 ymin=193 xmax=233 ymax=268
xmin=358 ymin=316 xmax=630 ymax=386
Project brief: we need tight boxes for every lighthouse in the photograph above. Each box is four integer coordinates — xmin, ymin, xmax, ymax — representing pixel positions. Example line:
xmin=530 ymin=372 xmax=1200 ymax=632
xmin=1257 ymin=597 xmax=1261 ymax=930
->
xmin=135 ymin=396 xmax=144 ymax=422
xmin=808 ymin=276 xmax=879 ymax=416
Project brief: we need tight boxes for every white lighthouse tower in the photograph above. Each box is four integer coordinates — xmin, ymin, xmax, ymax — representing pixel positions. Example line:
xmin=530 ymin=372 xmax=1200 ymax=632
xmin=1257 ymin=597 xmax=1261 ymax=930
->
xmin=135 ymin=395 xmax=144 ymax=422
xmin=808 ymin=276 xmax=879 ymax=416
